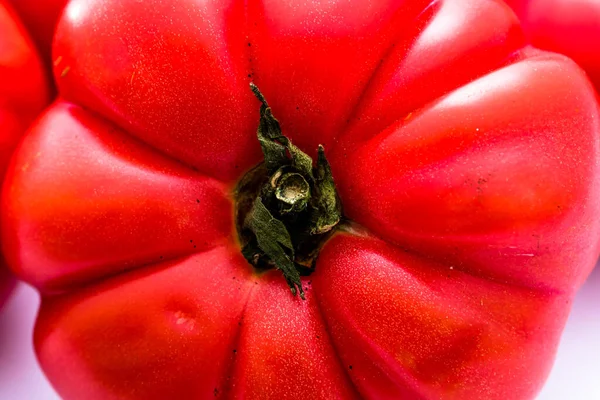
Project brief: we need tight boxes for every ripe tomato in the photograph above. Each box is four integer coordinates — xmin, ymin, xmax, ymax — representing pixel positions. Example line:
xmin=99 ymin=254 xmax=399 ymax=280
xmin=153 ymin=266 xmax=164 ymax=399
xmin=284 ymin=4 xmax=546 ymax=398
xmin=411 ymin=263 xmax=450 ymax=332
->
xmin=505 ymin=0 xmax=600 ymax=90
xmin=0 ymin=262 xmax=13 ymax=306
xmin=0 ymin=0 xmax=50 ymax=306
xmin=6 ymin=0 xmax=68 ymax=60
xmin=3 ymin=0 xmax=600 ymax=399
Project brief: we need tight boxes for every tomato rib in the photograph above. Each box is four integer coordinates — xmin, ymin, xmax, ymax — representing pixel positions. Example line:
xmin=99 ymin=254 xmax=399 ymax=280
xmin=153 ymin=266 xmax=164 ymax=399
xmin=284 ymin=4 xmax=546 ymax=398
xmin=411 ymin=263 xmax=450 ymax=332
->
xmin=35 ymin=245 xmax=256 ymax=399
xmin=311 ymin=286 xmax=364 ymax=399
xmin=336 ymin=0 xmax=527 ymax=150
xmin=334 ymin=54 xmax=600 ymax=294
xmin=2 ymin=102 xmax=234 ymax=293
xmin=213 ymin=274 xmax=256 ymax=398
xmin=313 ymin=233 xmax=570 ymax=399
xmin=336 ymin=0 xmax=441 ymax=149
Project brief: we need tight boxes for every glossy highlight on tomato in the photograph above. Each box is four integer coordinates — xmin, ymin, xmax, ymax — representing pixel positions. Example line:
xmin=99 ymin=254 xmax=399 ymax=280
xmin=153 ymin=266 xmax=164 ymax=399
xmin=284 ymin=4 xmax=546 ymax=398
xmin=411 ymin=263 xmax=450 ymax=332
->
xmin=2 ymin=0 xmax=600 ymax=399
xmin=0 ymin=0 xmax=50 ymax=306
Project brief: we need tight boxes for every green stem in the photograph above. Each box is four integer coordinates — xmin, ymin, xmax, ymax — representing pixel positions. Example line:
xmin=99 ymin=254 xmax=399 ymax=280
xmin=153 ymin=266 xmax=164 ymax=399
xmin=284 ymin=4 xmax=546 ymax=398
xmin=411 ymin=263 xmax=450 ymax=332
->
xmin=235 ymin=84 xmax=343 ymax=298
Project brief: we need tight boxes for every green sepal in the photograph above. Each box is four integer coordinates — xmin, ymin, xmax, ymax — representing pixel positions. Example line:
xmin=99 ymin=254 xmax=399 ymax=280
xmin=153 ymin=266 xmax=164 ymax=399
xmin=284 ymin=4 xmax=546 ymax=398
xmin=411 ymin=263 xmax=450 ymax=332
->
xmin=244 ymin=197 xmax=305 ymax=299
xmin=241 ymin=83 xmax=343 ymax=299
xmin=251 ymin=83 xmax=314 ymax=179
xmin=308 ymin=146 xmax=342 ymax=234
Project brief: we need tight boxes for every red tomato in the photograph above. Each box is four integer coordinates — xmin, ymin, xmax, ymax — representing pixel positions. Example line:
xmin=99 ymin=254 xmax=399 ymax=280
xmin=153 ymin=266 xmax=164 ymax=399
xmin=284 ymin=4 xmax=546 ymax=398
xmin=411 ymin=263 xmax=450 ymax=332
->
xmin=505 ymin=0 xmax=600 ymax=90
xmin=0 ymin=262 xmax=14 ymax=306
xmin=0 ymin=1 xmax=50 ymax=305
xmin=3 ymin=0 xmax=600 ymax=399
xmin=6 ymin=0 xmax=68 ymax=60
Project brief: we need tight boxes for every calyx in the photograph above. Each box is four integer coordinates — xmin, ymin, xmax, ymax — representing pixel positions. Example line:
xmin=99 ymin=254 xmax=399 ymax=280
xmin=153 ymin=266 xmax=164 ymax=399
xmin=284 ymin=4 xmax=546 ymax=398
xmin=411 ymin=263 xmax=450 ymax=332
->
xmin=234 ymin=84 xmax=343 ymax=299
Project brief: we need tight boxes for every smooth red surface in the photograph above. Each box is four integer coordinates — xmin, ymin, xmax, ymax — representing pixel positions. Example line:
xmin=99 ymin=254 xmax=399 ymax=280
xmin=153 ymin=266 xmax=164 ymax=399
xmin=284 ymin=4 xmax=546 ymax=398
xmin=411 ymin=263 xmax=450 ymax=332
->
xmin=6 ymin=0 xmax=67 ymax=60
xmin=2 ymin=0 xmax=600 ymax=399
xmin=505 ymin=0 xmax=600 ymax=90
xmin=0 ymin=0 xmax=50 ymax=306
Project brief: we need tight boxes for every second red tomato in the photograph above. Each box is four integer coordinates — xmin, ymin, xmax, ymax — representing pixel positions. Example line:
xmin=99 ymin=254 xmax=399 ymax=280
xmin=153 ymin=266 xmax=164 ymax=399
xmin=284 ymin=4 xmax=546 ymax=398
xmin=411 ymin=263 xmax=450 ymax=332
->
xmin=0 ymin=0 xmax=50 ymax=305
xmin=506 ymin=0 xmax=600 ymax=90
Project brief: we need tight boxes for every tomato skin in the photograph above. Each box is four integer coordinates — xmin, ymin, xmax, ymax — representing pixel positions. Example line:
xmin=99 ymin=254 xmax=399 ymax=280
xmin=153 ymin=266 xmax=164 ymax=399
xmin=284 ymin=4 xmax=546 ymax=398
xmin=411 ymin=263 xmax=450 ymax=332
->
xmin=0 ymin=0 xmax=50 ymax=305
xmin=6 ymin=0 xmax=68 ymax=60
xmin=3 ymin=0 xmax=600 ymax=399
xmin=505 ymin=0 xmax=600 ymax=90
xmin=0 ymin=263 xmax=14 ymax=305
